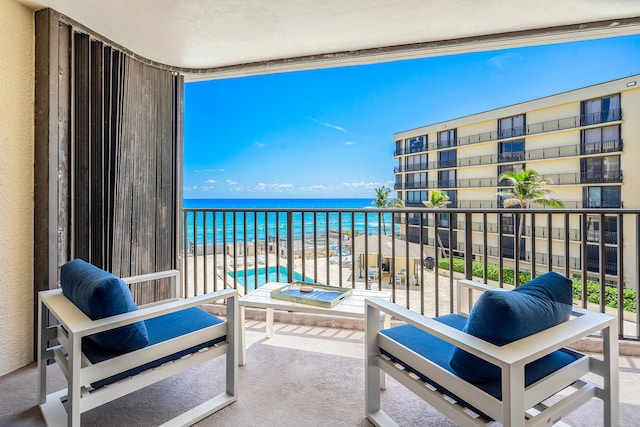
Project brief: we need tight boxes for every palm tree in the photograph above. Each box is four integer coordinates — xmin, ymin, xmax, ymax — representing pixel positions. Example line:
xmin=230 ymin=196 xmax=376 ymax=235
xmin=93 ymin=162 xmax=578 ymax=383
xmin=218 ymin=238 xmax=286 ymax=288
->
xmin=423 ymin=189 xmax=451 ymax=208
xmin=422 ymin=190 xmax=451 ymax=257
xmin=372 ymin=186 xmax=404 ymax=235
xmin=494 ymin=169 xmax=564 ymax=209
xmin=493 ymin=169 xmax=563 ymax=272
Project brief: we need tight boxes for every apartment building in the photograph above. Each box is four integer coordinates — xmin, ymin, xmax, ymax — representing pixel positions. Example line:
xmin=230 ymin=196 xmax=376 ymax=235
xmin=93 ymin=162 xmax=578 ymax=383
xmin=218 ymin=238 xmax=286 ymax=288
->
xmin=393 ymin=74 xmax=640 ymax=286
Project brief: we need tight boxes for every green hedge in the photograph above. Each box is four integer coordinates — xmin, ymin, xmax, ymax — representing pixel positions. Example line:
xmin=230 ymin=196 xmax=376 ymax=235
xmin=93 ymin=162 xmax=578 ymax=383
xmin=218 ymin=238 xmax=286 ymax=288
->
xmin=437 ymin=257 xmax=637 ymax=313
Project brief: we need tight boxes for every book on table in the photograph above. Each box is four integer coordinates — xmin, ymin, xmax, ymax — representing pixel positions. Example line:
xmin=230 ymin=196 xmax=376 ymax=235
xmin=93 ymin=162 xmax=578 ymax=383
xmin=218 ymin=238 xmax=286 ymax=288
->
xmin=270 ymin=281 xmax=353 ymax=308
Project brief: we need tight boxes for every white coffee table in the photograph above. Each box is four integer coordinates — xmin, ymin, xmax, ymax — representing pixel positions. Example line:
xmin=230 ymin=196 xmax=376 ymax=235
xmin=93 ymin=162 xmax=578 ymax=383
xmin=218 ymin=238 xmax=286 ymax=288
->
xmin=238 ymin=282 xmax=391 ymax=366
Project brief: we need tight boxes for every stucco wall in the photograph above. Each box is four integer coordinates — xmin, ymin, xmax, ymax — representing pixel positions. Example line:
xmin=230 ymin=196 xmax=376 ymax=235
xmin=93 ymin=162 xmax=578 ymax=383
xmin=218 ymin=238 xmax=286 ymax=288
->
xmin=0 ymin=0 xmax=35 ymax=376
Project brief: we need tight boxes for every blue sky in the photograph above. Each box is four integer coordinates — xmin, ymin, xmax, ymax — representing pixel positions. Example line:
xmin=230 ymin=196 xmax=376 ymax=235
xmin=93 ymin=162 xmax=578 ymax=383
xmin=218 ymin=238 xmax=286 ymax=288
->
xmin=184 ymin=34 xmax=640 ymax=199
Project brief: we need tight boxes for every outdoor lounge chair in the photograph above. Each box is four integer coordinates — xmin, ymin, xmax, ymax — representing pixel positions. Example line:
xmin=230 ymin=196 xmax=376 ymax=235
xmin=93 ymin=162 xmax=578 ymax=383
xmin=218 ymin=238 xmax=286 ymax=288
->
xmin=38 ymin=259 xmax=238 ymax=426
xmin=365 ymin=272 xmax=618 ymax=427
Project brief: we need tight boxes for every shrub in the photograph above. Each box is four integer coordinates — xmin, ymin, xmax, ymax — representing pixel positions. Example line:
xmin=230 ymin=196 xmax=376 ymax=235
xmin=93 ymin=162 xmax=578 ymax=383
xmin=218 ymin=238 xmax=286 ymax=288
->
xmin=437 ymin=257 xmax=637 ymax=313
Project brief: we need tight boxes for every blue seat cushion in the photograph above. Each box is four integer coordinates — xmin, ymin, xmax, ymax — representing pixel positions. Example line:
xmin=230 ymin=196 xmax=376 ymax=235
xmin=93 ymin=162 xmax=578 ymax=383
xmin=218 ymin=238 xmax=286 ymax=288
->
xmin=61 ymin=259 xmax=149 ymax=353
xmin=380 ymin=314 xmax=581 ymax=415
xmin=449 ymin=272 xmax=573 ymax=383
xmin=82 ymin=307 xmax=226 ymax=389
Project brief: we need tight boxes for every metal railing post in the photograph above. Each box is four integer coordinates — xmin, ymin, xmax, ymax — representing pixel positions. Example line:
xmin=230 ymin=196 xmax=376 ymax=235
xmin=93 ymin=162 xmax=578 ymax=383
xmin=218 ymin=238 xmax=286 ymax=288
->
xmin=287 ymin=210 xmax=294 ymax=283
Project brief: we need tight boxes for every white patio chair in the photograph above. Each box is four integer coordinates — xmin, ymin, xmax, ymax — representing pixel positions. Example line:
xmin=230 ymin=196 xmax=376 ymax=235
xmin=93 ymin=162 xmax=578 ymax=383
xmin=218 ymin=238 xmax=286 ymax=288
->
xmin=365 ymin=272 xmax=618 ymax=427
xmin=38 ymin=259 xmax=238 ymax=426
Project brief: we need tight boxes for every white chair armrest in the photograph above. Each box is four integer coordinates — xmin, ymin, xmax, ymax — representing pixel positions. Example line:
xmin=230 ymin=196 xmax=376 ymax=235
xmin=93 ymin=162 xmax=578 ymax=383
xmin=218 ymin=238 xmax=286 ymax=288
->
xmin=456 ymin=279 xmax=508 ymax=316
xmin=121 ymin=269 xmax=180 ymax=284
xmin=122 ymin=269 xmax=181 ymax=299
xmin=366 ymin=296 xmax=615 ymax=370
xmin=367 ymin=297 xmax=505 ymax=366
xmin=40 ymin=288 xmax=237 ymax=339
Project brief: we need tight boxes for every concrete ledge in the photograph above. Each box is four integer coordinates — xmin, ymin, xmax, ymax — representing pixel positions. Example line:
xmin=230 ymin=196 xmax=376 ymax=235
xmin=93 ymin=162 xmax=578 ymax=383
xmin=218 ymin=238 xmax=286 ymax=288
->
xmin=568 ymin=336 xmax=640 ymax=357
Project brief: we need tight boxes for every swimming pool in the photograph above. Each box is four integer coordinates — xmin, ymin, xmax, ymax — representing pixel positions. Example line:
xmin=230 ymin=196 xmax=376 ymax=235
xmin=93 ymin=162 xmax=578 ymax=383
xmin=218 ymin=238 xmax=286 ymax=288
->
xmin=229 ymin=266 xmax=314 ymax=292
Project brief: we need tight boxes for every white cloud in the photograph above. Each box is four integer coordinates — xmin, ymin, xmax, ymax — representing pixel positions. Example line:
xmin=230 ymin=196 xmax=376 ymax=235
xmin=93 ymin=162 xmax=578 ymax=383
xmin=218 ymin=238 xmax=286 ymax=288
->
xmin=342 ymin=181 xmax=384 ymax=190
xmin=488 ymin=52 xmax=523 ymax=69
xmin=194 ymin=168 xmax=224 ymax=173
xmin=307 ymin=117 xmax=347 ymax=132
xmin=226 ymin=179 xmax=238 ymax=185
xmin=206 ymin=179 xmax=217 ymax=184
xmin=256 ymin=182 xmax=295 ymax=192
xmin=255 ymin=141 xmax=267 ymax=148
xmin=342 ymin=141 xmax=357 ymax=146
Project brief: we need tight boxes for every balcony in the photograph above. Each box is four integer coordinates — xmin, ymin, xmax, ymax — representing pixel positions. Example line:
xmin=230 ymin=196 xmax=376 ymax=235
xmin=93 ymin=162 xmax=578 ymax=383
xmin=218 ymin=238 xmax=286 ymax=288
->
xmin=10 ymin=205 xmax=640 ymax=425
xmin=580 ymin=170 xmax=623 ymax=184
xmin=446 ymin=109 xmax=623 ymax=149
xmin=436 ymin=179 xmax=457 ymax=188
xmin=498 ymin=151 xmax=525 ymax=163
xmin=7 ymin=206 xmax=640 ymax=425
xmin=180 ymin=207 xmax=639 ymax=339
xmin=429 ymin=139 xmax=623 ymax=171
xmin=393 ymin=144 xmax=428 ymax=156
xmin=5 ymin=312 xmax=639 ymax=426
xmin=395 ymin=180 xmax=429 ymax=190
xmin=394 ymin=162 xmax=428 ymax=173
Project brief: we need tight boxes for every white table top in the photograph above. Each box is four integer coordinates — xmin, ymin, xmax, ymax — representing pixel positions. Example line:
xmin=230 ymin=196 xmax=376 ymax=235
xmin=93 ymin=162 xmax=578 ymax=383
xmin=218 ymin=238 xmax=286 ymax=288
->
xmin=239 ymin=282 xmax=391 ymax=318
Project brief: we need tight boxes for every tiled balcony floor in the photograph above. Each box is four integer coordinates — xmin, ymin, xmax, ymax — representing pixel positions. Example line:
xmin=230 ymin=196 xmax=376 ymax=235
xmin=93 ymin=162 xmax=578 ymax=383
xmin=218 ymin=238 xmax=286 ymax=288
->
xmin=2 ymin=318 xmax=640 ymax=426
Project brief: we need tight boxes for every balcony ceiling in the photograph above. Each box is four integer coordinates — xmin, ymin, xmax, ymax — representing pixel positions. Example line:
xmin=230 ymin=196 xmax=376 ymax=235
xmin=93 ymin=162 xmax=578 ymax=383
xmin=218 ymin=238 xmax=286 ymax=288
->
xmin=17 ymin=0 xmax=640 ymax=80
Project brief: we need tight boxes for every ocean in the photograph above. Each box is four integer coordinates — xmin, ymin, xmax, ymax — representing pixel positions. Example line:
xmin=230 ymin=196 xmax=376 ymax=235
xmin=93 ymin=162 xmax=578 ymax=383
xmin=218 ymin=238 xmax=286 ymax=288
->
xmin=182 ymin=198 xmax=392 ymax=245
xmin=183 ymin=198 xmax=373 ymax=210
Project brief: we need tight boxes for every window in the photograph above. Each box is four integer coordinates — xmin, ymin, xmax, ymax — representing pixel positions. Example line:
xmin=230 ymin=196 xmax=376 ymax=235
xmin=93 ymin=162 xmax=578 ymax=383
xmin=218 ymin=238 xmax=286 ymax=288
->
xmin=585 ymin=214 xmax=618 ymax=244
xmin=408 ymin=225 xmax=429 ymax=245
xmin=395 ymin=139 xmax=403 ymax=155
xmin=581 ymin=94 xmax=621 ymax=125
xmin=499 ymin=114 xmax=525 ymax=138
xmin=582 ymin=125 xmax=621 ymax=154
xmin=406 ymin=191 xmax=427 ymax=205
xmin=499 ymin=139 xmax=525 ymax=162
xmin=438 ymin=129 xmax=456 ymax=149
xmin=438 ymin=149 xmax=456 ymax=168
xmin=586 ymin=245 xmax=618 ymax=275
xmin=405 ymin=154 xmax=427 ymax=171
xmin=438 ymin=170 xmax=456 ymax=188
xmin=405 ymin=172 xmax=427 ymax=189
xmin=501 ymin=215 xmax=516 ymax=235
xmin=407 ymin=135 xmax=427 ymax=153
xmin=584 ymin=186 xmax=621 ymax=208
xmin=581 ymin=156 xmax=620 ymax=183
xmin=501 ymin=235 xmax=527 ymax=260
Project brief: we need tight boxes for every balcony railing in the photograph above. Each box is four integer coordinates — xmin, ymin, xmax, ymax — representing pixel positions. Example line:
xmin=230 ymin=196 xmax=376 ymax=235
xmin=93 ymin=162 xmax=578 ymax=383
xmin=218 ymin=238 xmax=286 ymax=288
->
xmin=394 ymin=145 xmax=428 ymax=156
xmin=397 ymin=110 xmax=624 ymax=153
xmin=454 ymin=109 xmax=622 ymax=148
xmin=424 ymin=140 xmax=623 ymax=171
xmin=394 ymin=163 xmax=429 ymax=173
xmin=396 ymin=181 xmax=429 ymax=190
xmin=182 ymin=206 xmax=640 ymax=340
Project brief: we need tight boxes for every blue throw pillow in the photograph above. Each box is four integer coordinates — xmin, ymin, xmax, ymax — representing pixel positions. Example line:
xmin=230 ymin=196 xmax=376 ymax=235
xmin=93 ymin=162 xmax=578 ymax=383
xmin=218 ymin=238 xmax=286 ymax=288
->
xmin=449 ymin=271 xmax=573 ymax=383
xmin=60 ymin=258 xmax=149 ymax=354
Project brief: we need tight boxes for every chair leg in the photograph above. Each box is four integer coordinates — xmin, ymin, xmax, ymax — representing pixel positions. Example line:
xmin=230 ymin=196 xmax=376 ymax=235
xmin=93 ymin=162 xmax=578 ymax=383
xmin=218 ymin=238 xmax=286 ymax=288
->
xmin=602 ymin=322 xmax=619 ymax=427
xmin=365 ymin=304 xmax=382 ymax=417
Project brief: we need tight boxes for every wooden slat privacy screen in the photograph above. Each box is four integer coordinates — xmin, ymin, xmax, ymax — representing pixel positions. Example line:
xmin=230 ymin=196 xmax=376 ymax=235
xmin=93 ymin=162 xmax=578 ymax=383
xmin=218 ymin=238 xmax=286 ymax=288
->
xmin=35 ymin=10 xmax=183 ymax=305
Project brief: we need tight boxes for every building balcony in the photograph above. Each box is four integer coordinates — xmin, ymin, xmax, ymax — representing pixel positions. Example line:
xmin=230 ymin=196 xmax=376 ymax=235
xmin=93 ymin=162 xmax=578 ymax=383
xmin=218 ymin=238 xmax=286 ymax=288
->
xmin=395 ymin=181 xmax=429 ymax=190
xmin=394 ymin=162 xmax=429 ymax=173
xmin=449 ymin=109 xmax=623 ymax=149
xmin=393 ymin=145 xmax=428 ymax=156
xmin=424 ymin=140 xmax=623 ymax=171
xmin=583 ymin=200 xmax=624 ymax=208
xmin=8 ymin=205 xmax=640 ymax=426
xmin=180 ymin=206 xmax=638 ymax=335
xmin=4 ymin=308 xmax=640 ymax=426
xmin=436 ymin=179 xmax=457 ymax=188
